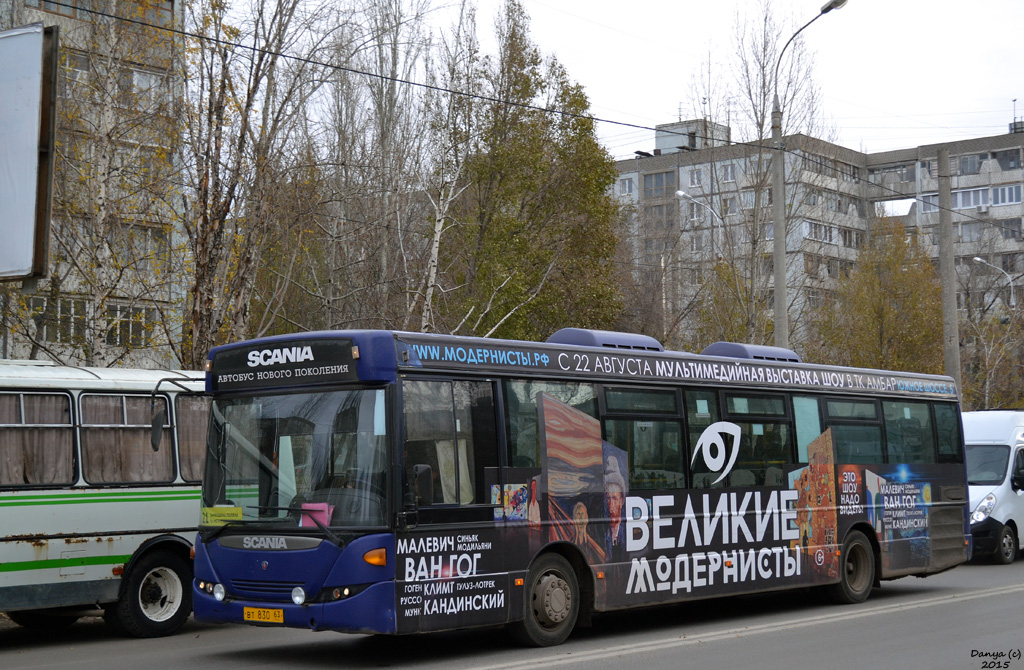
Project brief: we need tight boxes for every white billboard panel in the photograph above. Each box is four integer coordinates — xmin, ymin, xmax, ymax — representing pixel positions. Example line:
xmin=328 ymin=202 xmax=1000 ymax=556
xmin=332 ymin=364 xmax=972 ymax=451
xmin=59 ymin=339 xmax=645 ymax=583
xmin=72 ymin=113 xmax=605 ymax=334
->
xmin=0 ymin=23 xmax=54 ymax=280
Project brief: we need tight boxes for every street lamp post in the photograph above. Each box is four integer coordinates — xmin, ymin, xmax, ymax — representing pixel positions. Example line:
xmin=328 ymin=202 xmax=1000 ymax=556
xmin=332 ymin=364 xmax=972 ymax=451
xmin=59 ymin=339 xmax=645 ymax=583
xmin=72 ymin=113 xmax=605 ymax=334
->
xmin=973 ymin=256 xmax=1016 ymax=309
xmin=771 ymin=0 xmax=847 ymax=349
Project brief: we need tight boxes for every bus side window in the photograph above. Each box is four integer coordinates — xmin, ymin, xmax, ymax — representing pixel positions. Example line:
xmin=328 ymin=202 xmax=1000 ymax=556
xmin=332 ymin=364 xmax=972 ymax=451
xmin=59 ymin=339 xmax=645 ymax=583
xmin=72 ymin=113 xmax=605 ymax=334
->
xmin=81 ymin=394 xmax=174 ymax=484
xmin=403 ymin=380 xmax=498 ymax=506
xmin=176 ymin=394 xmax=212 ymax=482
xmin=825 ymin=399 xmax=883 ymax=464
xmin=503 ymin=380 xmax=597 ymax=469
xmin=685 ymin=390 xmax=721 ymax=489
xmin=0 ymin=392 xmax=74 ymax=487
xmin=792 ymin=396 xmax=821 ymax=463
xmin=883 ymin=400 xmax=936 ymax=464
xmin=934 ymin=402 xmax=962 ymax=463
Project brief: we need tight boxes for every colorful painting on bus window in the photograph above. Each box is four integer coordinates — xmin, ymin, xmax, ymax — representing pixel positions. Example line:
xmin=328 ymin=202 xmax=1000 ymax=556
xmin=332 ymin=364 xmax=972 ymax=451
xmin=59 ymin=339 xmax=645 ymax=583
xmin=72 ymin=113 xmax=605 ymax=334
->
xmin=538 ymin=392 xmax=607 ymax=565
xmin=788 ymin=429 xmax=839 ymax=579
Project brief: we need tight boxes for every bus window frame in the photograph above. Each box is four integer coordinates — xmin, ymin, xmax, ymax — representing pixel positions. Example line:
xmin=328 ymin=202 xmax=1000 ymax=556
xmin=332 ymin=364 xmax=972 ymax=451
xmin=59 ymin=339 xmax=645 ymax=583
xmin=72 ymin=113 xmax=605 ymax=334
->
xmin=79 ymin=391 xmax=176 ymax=486
xmin=0 ymin=390 xmax=77 ymax=489
xmin=600 ymin=384 xmax=685 ymax=490
xmin=399 ymin=375 xmax=502 ymax=522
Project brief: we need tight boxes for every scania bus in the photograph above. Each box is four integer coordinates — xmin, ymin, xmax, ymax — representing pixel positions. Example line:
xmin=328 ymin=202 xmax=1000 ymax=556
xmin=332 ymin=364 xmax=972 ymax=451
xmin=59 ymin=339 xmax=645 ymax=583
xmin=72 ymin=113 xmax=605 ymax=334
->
xmin=192 ymin=329 xmax=969 ymax=646
xmin=0 ymin=362 xmax=207 ymax=637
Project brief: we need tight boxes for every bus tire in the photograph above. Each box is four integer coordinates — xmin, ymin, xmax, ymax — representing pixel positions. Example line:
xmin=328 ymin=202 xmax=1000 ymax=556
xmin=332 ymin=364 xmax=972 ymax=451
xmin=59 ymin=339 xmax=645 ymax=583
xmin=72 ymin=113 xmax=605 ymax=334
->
xmin=6 ymin=610 xmax=79 ymax=629
xmin=508 ymin=553 xmax=579 ymax=647
xmin=110 ymin=551 xmax=192 ymax=638
xmin=995 ymin=525 xmax=1017 ymax=565
xmin=826 ymin=530 xmax=874 ymax=604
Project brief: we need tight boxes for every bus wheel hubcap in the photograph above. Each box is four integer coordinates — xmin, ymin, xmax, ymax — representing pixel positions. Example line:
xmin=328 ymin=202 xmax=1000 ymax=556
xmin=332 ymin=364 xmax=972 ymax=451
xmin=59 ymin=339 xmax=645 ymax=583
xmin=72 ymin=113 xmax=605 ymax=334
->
xmin=536 ymin=573 xmax=570 ymax=626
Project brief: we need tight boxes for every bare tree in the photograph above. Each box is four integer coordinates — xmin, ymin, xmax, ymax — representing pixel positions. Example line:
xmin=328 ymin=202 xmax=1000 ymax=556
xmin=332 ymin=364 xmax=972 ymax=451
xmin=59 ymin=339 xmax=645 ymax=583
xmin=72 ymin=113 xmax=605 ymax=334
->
xmin=178 ymin=0 xmax=337 ymax=367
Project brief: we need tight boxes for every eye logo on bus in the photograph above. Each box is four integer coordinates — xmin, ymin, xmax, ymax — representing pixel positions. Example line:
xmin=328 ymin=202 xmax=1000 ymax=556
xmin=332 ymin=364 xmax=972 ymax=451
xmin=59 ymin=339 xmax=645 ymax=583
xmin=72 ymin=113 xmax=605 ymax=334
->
xmin=691 ymin=421 xmax=742 ymax=485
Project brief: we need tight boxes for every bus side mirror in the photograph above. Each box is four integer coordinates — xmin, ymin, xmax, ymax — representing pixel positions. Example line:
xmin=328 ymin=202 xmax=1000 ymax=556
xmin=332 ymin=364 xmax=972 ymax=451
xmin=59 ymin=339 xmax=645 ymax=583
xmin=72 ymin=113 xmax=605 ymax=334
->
xmin=151 ymin=409 xmax=166 ymax=452
xmin=413 ymin=464 xmax=433 ymax=507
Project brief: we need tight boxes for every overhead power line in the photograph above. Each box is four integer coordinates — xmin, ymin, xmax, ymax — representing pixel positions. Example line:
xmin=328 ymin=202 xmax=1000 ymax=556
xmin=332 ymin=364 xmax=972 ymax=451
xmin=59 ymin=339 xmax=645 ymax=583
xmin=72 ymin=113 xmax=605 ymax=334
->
xmin=41 ymin=0 xmax=1020 ymax=237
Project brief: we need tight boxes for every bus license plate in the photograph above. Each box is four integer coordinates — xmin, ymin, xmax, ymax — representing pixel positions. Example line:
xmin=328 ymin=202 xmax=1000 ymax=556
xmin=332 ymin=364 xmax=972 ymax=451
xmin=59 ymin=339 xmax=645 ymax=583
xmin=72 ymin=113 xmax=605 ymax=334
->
xmin=243 ymin=607 xmax=284 ymax=624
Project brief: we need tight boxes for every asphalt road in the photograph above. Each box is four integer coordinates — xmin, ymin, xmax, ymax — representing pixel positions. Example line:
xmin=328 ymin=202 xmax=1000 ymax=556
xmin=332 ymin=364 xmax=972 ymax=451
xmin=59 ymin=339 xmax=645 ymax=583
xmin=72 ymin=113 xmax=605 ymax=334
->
xmin=1 ymin=559 xmax=1022 ymax=670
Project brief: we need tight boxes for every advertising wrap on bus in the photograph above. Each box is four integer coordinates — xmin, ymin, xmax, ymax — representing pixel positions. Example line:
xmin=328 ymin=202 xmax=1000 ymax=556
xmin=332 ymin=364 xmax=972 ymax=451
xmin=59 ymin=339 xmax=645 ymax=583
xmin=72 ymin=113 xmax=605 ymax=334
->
xmin=192 ymin=329 xmax=968 ymax=648
xmin=392 ymin=393 xmax=964 ymax=633
xmin=395 ymin=333 xmax=959 ymax=399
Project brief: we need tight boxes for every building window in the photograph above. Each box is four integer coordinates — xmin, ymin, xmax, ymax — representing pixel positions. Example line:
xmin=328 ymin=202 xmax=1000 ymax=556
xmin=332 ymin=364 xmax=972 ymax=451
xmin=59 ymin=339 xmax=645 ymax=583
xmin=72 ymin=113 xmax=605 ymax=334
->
xmin=804 ymin=220 xmax=833 ymax=243
xmin=689 ymin=201 xmax=703 ymax=221
xmin=721 ymin=196 xmax=738 ymax=215
xmin=1001 ymin=253 xmax=1020 ymax=274
xmin=29 ymin=297 xmax=87 ymax=344
xmin=958 ymin=154 xmax=983 ymax=175
xmin=619 ymin=178 xmax=634 ymax=196
xmin=958 ymin=222 xmax=984 ymax=243
xmin=25 ymin=0 xmax=87 ymax=18
xmin=993 ymin=184 xmax=1022 ymax=206
xmin=105 ymin=304 xmax=157 ymax=347
xmin=1001 ymin=218 xmax=1022 ymax=240
xmin=721 ymin=164 xmax=736 ymax=183
xmin=689 ymin=169 xmax=701 ymax=187
xmin=643 ymin=171 xmax=676 ymax=198
xmin=994 ymin=149 xmax=1021 ymax=171
xmin=921 ymin=193 xmax=939 ymax=213
xmin=840 ymin=228 xmax=864 ymax=249
xmin=59 ymin=52 xmax=90 ymax=100
xmin=643 ymin=204 xmax=673 ymax=230
xmin=953 ymin=188 xmax=989 ymax=210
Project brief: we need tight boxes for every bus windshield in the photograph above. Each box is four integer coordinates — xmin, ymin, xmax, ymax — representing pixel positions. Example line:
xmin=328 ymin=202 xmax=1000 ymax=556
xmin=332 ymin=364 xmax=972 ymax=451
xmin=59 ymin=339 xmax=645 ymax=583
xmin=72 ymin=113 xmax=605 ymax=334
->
xmin=966 ymin=444 xmax=1011 ymax=486
xmin=203 ymin=388 xmax=388 ymax=528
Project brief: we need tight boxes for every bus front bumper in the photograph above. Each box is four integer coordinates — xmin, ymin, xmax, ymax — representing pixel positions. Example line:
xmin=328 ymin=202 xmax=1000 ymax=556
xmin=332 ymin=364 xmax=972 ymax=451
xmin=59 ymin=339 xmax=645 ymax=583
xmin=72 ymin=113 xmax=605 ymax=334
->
xmin=193 ymin=580 xmax=397 ymax=635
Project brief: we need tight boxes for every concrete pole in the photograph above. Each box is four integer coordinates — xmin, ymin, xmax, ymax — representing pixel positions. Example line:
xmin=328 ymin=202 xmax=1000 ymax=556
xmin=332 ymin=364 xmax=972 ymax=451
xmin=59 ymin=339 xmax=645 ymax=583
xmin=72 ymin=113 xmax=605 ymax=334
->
xmin=771 ymin=98 xmax=788 ymax=349
xmin=937 ymin=148 xmax=962 ymax=392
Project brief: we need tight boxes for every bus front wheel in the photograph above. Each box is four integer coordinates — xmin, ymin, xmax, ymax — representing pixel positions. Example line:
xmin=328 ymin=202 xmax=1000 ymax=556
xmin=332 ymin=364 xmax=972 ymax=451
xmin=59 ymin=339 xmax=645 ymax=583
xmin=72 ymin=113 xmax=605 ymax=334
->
xmin=109 ymin=551 xmax=192 ymax=638
xmin=509 ymin=553 xmax=580 ymax=647
xmin=826 ymin=530 xmax=874 ymax=604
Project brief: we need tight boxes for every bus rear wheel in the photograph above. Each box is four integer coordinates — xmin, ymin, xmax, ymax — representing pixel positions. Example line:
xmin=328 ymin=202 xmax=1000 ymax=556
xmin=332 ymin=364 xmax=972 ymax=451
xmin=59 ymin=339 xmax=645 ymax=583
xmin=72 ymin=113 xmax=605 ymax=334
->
xmin=509 ymin=553 xmax=580 ymax=647
xmin=826 ymin=530 xmax=874 ymax=604
xmin=108 ymin=551 xmax=192 ymax=638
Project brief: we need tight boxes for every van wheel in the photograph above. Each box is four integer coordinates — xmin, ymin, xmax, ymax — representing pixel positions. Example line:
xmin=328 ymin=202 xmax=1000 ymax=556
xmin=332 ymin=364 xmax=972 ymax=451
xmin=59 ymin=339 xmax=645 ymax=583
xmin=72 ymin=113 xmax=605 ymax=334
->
xmin=508 ymin=553 xmax=580 ymax=647
xmin=108 ymin=551 xmax=192 ymax=638
xmin=826 ymin=530 xmax=874 ymax=604
xmin=995 ymin=526 xmax=1017 ymax=565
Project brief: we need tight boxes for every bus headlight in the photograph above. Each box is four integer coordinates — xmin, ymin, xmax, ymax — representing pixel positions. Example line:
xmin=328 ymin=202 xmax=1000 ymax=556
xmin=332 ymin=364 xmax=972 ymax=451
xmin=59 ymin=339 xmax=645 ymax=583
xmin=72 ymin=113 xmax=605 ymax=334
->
xmin=291 ymin=587 xmax=306 ymax=605
xmin=972 ymin=493 xmax=997 ymax=524
xmin=213 ymin=583 xmax=226 ymax=601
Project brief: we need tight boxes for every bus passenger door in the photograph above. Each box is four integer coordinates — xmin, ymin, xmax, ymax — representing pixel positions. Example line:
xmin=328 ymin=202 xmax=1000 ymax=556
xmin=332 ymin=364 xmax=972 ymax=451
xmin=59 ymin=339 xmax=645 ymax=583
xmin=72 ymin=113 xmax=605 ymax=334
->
xmin=396 ymin=379 xmax=507 ymax=633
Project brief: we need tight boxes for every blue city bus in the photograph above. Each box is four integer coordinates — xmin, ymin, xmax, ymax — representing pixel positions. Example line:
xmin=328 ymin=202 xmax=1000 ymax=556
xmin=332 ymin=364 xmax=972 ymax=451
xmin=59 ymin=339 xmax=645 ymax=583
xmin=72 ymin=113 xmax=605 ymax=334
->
xmin=192 ymin=329 xmax=969 ymax=646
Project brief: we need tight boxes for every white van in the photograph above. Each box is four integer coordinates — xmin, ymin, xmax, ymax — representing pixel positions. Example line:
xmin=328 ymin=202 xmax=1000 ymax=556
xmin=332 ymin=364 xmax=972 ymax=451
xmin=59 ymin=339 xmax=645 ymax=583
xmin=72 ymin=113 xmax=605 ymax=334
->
xmin=963 ymin=411 xmax=1024 ymax=564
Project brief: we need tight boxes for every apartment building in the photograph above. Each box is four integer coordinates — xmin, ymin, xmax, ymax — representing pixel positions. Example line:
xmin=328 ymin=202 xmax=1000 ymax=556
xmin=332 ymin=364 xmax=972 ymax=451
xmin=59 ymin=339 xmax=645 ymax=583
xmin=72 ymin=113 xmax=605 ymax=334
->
xmin=616 ymin=119 xmax=1024 ymax=345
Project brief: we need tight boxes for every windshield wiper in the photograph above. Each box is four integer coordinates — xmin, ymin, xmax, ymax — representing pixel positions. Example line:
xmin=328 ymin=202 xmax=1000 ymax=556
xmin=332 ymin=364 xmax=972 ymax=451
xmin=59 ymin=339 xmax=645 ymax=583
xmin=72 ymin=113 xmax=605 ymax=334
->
xmin=198 ymin=516 xmax=290 ymax=543
xmin=248 ymin=506 xmax=345 ymax=547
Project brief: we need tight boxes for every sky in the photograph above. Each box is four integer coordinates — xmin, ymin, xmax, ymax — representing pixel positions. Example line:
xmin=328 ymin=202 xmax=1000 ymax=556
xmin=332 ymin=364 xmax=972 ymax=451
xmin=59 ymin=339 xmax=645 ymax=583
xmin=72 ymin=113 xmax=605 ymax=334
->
xmin=448 ymin=0 xmax=1023 ymax=161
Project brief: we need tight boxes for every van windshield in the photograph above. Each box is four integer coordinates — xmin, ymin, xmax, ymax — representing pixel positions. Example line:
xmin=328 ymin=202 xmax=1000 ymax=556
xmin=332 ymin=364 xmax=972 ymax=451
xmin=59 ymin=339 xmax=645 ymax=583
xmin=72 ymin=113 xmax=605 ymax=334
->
xmin=966 ymin=444 xmax=1010 ymax=486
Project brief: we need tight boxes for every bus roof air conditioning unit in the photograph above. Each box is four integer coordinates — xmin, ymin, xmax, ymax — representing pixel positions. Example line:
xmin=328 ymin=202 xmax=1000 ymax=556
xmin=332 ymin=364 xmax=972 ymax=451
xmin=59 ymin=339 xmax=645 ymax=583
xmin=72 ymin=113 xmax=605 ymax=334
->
xmin=546 ymin=328 xmax=664 ymax=351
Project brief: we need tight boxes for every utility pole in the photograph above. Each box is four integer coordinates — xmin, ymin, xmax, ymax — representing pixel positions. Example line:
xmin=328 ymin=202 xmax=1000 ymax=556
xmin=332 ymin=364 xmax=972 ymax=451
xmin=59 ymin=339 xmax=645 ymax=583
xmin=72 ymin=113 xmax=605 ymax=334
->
xmin=938 ymin=148 xmax=962 ymax=393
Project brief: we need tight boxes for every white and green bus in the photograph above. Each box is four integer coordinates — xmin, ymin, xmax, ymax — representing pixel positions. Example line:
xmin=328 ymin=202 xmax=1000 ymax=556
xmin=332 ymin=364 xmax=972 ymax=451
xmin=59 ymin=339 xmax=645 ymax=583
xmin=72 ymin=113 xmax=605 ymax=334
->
xmin=0 ymin=361 xmax=208 ymax=637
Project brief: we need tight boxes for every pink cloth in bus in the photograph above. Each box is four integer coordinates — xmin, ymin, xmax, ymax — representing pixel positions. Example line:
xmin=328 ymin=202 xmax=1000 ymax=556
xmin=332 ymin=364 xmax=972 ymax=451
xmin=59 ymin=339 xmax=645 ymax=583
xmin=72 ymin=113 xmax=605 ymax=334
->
xmin=299 ymin=502 xmax=334 ymax=527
